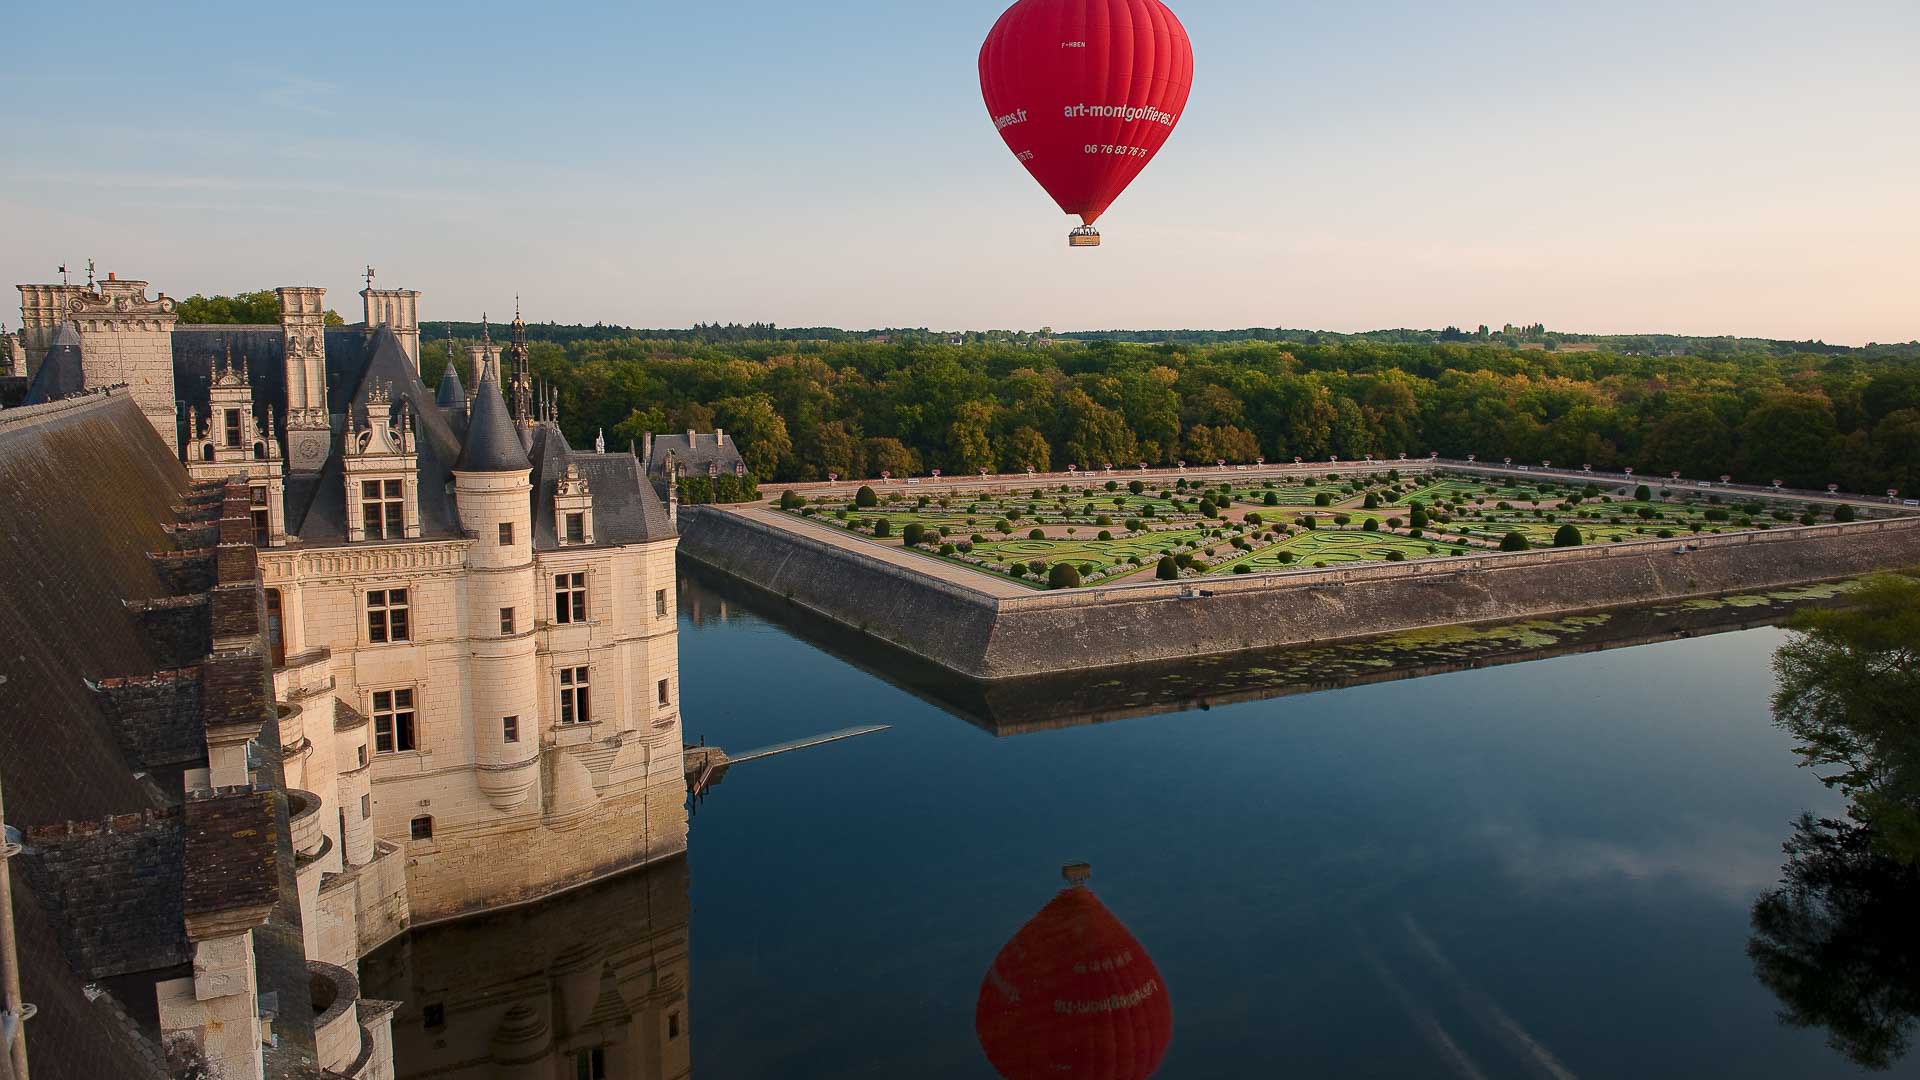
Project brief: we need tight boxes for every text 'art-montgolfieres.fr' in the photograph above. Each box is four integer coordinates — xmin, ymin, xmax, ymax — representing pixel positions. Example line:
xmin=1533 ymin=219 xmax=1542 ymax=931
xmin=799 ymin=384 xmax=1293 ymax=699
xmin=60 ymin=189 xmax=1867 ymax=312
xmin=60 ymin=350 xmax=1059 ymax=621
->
xmin=979 ymin=0 xmax=1195 ymax=248
xmin=976 ymin=864 xmax=1174 ymax=1079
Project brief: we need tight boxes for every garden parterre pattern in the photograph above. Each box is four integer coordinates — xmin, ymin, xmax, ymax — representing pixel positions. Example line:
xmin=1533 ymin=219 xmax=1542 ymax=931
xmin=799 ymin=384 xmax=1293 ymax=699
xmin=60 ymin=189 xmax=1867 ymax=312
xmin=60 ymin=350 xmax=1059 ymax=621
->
xmin=776 ymin=471 xmax=1900 ymax=589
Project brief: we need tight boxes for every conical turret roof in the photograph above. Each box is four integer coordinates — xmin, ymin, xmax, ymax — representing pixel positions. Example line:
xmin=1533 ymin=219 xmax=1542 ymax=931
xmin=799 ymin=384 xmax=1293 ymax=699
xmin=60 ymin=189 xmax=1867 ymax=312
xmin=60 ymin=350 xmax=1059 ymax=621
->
xmin=434 ymin=358 xmax=466 ymax=408
xmin=457 ymin=360 xmax=531 ymax=473
xmin=23 ymin=323 xmax=85 ymax=404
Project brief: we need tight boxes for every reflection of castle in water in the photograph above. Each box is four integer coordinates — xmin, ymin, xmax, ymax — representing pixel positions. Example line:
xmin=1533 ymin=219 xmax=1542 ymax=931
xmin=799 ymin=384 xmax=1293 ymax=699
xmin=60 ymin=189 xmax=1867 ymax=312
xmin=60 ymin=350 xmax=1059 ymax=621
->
xmin=681 ymin=562 xmax=1854 ymax=737
xmin=361 ymin=855 xmax=692 ymax=1079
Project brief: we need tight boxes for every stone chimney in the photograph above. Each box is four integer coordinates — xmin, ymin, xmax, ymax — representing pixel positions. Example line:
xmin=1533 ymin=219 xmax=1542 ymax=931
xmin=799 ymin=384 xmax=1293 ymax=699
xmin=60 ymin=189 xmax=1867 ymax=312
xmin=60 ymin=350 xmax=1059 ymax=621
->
xmin=686 ymin=428 xmax=696 ymax=445
xmin=716 ymin=428 xmax=726 ymax=446
xmin=642 ymin=432 xmax=653 ymax=465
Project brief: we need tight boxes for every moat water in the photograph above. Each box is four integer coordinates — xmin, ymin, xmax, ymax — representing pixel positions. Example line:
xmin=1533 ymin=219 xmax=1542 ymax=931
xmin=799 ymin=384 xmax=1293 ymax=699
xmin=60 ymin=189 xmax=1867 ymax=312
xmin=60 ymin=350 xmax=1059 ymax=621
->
xmin=374 ymin=567 xmax=1918 ymax=1078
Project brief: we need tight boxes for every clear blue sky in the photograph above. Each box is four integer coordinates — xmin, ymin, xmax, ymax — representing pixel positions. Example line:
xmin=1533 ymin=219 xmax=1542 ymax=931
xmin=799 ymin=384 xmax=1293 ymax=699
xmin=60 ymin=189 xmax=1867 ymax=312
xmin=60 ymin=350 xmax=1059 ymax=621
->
xmin=2 ymin=1 xmax=1915 ymax=342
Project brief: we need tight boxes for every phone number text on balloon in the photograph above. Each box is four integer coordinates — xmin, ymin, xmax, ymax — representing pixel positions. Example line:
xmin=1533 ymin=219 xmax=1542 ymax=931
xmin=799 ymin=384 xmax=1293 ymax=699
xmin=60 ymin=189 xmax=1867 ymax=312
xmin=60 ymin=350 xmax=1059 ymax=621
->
xmin=1084 ymin=145 xmax=1152 ymax=157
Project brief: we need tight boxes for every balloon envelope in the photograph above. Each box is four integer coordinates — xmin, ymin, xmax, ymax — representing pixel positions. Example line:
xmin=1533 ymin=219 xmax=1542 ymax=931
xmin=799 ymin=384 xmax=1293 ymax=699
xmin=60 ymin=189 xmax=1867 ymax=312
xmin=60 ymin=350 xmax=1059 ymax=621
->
xmin=979 ymin=0 xmax=1195 ymax=226
xmin=976 ymin=882 xmax=1174 ymax=1080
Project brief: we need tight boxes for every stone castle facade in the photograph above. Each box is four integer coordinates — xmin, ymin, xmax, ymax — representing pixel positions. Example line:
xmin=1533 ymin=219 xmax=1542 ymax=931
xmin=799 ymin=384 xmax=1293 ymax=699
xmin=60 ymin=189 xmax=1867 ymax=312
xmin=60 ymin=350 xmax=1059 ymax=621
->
xmin=4 ymin=271 xmax=691 ymax=1079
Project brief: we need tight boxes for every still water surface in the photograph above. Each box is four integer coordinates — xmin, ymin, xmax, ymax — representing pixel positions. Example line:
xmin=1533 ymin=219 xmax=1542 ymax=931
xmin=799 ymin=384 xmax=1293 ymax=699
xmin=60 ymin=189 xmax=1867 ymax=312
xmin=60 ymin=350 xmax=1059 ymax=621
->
xmin=382 ymin=570 xmax=1914 ymax=1078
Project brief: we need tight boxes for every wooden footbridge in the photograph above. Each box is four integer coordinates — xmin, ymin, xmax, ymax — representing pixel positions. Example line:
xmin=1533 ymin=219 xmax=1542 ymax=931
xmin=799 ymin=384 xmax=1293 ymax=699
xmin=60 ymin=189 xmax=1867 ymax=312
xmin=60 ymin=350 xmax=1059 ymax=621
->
xmin=686 ymin=724 xmax=890 ymax=797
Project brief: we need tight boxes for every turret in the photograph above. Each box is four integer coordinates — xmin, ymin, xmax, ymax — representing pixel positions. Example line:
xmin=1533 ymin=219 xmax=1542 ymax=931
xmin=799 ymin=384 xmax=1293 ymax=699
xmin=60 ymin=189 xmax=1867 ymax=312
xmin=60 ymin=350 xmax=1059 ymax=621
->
xmin=453 ymin=361 xmax=539 ymax=811
xmin=434 ymin=356 xmax=466 ymax=417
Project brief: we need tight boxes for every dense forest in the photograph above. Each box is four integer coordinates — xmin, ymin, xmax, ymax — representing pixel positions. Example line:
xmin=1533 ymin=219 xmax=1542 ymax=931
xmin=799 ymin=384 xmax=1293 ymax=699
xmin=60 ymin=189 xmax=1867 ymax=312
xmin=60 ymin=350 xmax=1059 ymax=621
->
xmin=412 ymin=328 xmax=1920 ymax=496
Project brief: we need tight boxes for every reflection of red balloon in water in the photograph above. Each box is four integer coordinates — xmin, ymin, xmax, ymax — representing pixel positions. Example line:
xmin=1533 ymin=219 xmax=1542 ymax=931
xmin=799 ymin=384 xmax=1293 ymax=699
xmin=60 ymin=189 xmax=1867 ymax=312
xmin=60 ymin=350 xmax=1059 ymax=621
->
xmin=976 ymin=864 xmax=1173 ymax=1079
xmin=978 ymin=0 xmax=1195 ymax=248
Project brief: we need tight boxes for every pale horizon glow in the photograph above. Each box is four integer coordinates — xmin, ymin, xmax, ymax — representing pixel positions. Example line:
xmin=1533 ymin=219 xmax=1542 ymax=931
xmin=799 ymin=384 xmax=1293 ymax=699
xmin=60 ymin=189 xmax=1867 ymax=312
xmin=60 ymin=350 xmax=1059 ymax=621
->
xmin=0 ymin=1 xmax=1915 ymax=344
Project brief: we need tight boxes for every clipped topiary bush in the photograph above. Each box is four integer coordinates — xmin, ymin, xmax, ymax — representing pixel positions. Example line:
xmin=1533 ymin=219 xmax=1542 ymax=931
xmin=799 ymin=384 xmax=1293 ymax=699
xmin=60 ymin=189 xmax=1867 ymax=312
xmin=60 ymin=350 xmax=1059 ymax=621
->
xmin=873 ymin=518 xmax=893 ymax=538
xmin=1048 ymin=563 xmax=1082 ymax=589
xmin=1499 ymin=531 xmax=1529 ymax=551
xmin=1156 ymin=556 xmax=1179 ymax=580
xmin=856 ymin=485 xmax=878 ymax=508
xmin=902 ymin=522 xmax=926 ymax=547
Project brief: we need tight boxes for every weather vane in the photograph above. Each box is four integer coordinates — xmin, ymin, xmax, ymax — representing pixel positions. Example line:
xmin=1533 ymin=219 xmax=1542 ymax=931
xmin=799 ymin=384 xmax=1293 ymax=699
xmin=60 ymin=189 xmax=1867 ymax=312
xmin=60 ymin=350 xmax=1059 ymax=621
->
xmin=58 ymin=264 xmax=68 ymax=286
xmin=85 ymin=259 xmax=96 ymax=287
xmin=364 ymin=265 xmax=376 ymax=290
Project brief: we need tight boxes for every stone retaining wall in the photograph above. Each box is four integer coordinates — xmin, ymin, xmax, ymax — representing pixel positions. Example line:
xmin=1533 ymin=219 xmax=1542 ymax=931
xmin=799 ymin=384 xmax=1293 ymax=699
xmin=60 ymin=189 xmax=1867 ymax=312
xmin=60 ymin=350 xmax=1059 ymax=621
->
xmin=680 ymin=507 xmax=1920 ymax=681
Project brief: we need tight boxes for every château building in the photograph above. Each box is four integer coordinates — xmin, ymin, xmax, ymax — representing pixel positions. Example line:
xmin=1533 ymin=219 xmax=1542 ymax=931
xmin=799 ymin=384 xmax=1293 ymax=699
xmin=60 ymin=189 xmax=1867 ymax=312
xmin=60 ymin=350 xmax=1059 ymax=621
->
xmin=1 ymin=271 xmax=692 ymax=1079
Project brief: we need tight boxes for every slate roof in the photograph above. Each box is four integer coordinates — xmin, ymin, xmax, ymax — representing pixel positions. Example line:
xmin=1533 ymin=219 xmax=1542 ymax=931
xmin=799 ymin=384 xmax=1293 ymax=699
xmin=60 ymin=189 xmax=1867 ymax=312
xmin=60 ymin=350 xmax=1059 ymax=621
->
xmin=182 ymin=789 xmax=281 ymax=919
xmin=5 ymin=879 xmax=171 ymax=1080
xmin=457 ymin=361 xmax=531 ymax=473
xmin=16 ymin=812 xmax=191 ymax=980
xmin=0 ymin=395 xmax=191 ymax=827
xmin=23 ymin=324 xmax=84 ymax=404
xmin=284 ymin=326 xmax=465 ymax=542
xmin=646 ymin=430 xmax=746 ymax=478
xmin=433 ymin=357 xmax=466 ymax=408
xmin=528 ymin=423 xmax=674 ymax=549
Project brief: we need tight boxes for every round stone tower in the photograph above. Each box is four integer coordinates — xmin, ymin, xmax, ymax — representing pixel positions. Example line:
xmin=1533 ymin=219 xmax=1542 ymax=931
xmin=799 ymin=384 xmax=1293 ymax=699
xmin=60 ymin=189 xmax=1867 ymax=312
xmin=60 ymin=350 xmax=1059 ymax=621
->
xmin=453 ymin=360 xmax=541 ymax=811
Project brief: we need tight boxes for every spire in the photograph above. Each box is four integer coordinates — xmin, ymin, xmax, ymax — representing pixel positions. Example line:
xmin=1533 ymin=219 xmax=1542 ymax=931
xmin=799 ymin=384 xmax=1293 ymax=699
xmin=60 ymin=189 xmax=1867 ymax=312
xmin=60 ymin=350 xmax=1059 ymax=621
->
xmin=434 ymin=352 xmax=466 ymax=409
xmin=508 ymin=298 xmax=534 ymax=429
xmin=457 ymin=358 xmax=532 ymax=473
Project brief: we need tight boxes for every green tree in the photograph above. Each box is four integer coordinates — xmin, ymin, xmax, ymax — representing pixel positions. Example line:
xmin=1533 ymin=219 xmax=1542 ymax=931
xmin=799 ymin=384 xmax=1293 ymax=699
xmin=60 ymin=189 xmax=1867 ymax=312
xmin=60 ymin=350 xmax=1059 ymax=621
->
xmin=1772 ymin=574 xmax=1920 ymax=863
xmin=855 ymin=485 xmax=878 ymax=508
xmin=946 ymin=399 xmax=1000 ymax=475
xmin=1500 ymin=531 xmax=1530 ymax=551
xmin=864 ymin=437 xmax=920 ymax=478
xmin=174 ymin=290 xmax=345 ymax=326
xmin=1063 ymin=389 xmax=1138 ymax=468
xmin=715 ymin=393 xmax=793 ymax=479
xmin=1553 ymin=523 xmax=1583 ymax=547
xmin=1156 ymin=555 xmax=1179 ymax=580
xmin=1048 ymin=563 xmax=1082 ymax=589
xmin=1003 ymin=425 xmax=1052 ymax=472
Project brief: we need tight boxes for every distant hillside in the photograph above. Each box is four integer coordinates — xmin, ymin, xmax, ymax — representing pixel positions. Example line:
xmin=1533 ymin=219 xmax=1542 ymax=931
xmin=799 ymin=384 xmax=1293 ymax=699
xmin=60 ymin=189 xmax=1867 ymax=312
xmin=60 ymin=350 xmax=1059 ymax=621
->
xmin=421 ymin=321 xmax=1918 ymax=360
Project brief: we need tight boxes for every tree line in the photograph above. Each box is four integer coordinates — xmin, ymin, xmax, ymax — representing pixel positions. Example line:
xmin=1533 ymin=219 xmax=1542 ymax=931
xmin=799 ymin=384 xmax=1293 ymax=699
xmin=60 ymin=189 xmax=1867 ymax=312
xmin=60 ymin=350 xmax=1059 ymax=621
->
xmin=413 ymin=332 xmax=1919 ymax=496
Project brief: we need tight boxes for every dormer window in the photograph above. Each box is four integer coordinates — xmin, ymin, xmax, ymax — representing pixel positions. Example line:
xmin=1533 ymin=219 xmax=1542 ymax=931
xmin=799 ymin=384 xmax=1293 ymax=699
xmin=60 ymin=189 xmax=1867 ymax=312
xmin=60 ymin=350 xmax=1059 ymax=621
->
xmin=362 ymin=480 xmax=405 ymax=540
xmin=554 ymin=463 xmax=595 ymax=546
xmin=185 ymin=349 xmax=286 ymax=547
xmin=343 ymin=385 xmax=421 ymax=543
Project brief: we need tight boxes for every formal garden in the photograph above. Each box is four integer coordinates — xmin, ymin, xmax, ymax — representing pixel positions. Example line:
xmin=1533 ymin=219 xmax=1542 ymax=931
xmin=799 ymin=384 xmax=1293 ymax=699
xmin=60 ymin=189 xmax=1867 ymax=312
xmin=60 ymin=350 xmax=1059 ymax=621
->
xmin=768 ymin=469 xmax=1906 ymax=589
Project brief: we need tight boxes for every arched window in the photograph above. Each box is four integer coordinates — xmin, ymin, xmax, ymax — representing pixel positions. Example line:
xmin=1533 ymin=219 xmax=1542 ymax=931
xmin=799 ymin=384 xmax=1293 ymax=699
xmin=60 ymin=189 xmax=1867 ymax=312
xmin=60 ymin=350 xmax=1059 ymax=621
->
xmin=253 ymin=441 xmax=267 ymax=460
xmin=201 ymin=445 xmax=215 ymax=462
xmin=409 ymin=815 xmax=433 ymax=841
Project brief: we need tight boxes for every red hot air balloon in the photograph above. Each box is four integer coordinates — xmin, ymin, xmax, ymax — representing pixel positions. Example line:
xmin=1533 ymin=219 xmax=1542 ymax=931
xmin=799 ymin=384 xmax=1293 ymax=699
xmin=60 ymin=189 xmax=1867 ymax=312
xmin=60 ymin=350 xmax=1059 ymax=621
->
xmin=976 ymin=864 xmax=1174 ymax=1079
xmin=980 ymin=0 xmax=1194 ymax=248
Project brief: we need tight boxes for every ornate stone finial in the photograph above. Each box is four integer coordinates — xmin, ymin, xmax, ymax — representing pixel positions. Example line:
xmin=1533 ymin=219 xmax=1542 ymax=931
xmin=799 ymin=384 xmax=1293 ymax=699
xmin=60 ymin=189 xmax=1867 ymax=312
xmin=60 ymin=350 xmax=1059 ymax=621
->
xmin=481 ymin=313 xmax=491 ymax=347
xmin=595 ymin=428 xmax=606 ymax=454
xmin=1062 ymin=862 xmax=1092 ymax=887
